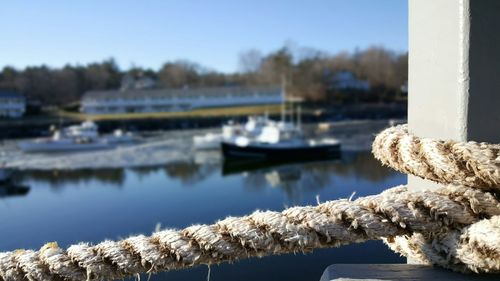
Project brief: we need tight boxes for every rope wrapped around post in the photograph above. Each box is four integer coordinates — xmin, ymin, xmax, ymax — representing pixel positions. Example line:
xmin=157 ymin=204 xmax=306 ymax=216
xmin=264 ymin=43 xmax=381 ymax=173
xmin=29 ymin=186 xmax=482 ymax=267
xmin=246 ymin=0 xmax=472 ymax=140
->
xmin=384 ymin=215 xmax=500 ymax=273
xmin=0 ymin=125 xmax=499 ymax=281
xmin=372 ymin=124 xmax=500 ymax=191
xmin=372 ymin=124 xmax=500 ymax=274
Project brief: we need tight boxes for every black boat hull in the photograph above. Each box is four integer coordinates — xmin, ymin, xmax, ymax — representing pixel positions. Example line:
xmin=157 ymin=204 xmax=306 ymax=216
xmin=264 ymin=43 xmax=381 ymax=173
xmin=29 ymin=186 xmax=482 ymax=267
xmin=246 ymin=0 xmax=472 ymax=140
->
xmin=221 ymin=141 xmax=341 ymax=161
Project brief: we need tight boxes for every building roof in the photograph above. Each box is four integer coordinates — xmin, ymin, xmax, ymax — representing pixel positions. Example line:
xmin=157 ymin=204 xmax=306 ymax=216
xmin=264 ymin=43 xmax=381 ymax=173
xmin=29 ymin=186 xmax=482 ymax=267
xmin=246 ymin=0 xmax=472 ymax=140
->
xmin=82 ymin=86 xmax=281 ymax=101
xmin=0 ymin=90 xmax=24 ymax=99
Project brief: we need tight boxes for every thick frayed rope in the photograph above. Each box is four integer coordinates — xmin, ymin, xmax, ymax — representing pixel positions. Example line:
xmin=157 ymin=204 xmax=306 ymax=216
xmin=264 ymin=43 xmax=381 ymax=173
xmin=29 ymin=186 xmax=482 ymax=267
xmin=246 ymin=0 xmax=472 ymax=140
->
xmin=384 ymin=215 xmax=500 ymax=273
xmin=372 ymin=125 xmax=500 ymax=274
xmin=372 ymin=125 xmax=500 ymax=191
xmin=0 ymin=184 xmax=498 ymax=281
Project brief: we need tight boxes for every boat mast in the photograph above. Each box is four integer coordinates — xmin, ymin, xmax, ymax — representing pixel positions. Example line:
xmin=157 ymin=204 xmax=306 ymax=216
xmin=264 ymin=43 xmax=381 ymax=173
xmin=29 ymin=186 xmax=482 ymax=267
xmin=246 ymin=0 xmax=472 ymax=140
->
xmin=297 ymin=105 xmax=302 ymax=130
xmin=281 ymin=75 xmax=286 ymax=123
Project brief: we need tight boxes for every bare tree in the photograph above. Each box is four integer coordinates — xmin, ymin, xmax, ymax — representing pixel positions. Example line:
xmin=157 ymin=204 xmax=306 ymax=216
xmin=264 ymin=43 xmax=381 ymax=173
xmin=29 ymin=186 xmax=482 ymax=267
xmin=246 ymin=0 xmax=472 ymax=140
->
xmin=158 ymin=60 xmax=201 ymax=88
xmin=237 ymin=49 xmax=263 ymax=73
xmin=0 ymin=46 xmax=408 ymax=105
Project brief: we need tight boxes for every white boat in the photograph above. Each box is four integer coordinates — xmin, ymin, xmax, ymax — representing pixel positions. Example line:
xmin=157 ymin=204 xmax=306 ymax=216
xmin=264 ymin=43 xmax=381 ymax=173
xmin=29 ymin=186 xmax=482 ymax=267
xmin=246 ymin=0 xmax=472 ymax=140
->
xmin=192 ymin=116 xmax=272 ymax=150
xmin=18 ymin=121 xmax=139 ymax=153
xmin=222 ymin=121 xmax=341 ymax=160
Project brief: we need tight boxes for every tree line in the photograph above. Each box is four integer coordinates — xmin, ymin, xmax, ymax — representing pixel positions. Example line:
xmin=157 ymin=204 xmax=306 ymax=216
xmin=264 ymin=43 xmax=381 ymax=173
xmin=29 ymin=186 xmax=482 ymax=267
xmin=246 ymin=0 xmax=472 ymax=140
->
xmin=0 ymin=46 xmax=407 ymax=105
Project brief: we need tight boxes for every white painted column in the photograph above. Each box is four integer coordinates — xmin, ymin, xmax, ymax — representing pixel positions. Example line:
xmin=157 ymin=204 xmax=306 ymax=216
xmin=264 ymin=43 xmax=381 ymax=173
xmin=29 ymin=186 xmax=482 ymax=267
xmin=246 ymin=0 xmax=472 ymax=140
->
xmin=408 ymin=0 xmax=500 ymax=262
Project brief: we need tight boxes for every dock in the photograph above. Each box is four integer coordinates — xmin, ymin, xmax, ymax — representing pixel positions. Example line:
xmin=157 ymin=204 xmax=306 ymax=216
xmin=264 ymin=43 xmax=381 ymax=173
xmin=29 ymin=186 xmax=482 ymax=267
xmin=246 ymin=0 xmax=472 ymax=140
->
xmin=321 ymin=265 xmax=500 ymax=281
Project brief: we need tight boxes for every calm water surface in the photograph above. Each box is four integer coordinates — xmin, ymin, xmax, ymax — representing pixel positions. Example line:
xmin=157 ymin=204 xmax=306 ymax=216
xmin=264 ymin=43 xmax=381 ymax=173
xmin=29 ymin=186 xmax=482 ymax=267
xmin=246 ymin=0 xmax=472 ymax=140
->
xmin=0 ymin=151 xmax=406 ymax=281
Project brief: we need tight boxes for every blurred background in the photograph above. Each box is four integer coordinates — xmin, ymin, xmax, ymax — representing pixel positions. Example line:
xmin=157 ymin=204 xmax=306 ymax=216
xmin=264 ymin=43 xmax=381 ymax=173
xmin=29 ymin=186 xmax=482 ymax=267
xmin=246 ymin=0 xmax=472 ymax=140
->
xmin=0 ymin=1 xmax=408 ymax=280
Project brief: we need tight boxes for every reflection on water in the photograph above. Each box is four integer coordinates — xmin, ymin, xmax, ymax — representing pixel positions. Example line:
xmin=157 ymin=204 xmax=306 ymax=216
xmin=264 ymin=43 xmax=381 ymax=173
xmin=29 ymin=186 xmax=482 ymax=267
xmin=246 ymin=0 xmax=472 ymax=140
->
xmin=19 ymin=169 xmax=127 ymax=187
xmin=2 ymin=151 xmax=406 ymax=281
xmin=328 ymin=152 xmax=395 ymax=181
xmin=19 ymin=151 xmax=393 ymax=196
xmin=225 ymin=151 xmax=395 ymax=204
xmin=162 ymin=161 xmax=218 ymax=185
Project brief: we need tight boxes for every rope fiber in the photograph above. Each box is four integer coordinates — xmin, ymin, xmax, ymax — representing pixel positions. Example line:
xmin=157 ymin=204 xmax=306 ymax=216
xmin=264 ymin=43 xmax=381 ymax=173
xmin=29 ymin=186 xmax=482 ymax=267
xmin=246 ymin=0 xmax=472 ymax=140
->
xmin=0 ymin=125 xmax=499 ymax=281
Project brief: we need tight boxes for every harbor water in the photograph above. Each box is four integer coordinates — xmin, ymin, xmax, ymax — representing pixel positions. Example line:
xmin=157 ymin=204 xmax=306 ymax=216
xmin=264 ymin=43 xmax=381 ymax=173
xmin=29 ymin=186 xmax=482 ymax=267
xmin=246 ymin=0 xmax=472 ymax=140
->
xmin=0 ymin=153 xmax=406 ymax=280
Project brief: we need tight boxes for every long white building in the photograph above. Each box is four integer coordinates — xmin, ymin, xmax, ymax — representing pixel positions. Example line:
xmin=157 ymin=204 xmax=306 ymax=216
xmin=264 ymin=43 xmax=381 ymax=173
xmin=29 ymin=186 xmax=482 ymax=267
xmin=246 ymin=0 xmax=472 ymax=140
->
xmin=81 ymin=86 xmax=283 ymax=114
xmin=0 ymin=90 xmax=26 ymax=118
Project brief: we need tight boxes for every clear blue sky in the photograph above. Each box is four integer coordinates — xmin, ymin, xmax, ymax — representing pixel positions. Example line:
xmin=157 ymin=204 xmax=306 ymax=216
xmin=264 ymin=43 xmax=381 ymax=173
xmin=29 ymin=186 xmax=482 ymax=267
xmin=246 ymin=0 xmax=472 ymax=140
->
xmin=0 ymin=0 xmax=408 ymax=73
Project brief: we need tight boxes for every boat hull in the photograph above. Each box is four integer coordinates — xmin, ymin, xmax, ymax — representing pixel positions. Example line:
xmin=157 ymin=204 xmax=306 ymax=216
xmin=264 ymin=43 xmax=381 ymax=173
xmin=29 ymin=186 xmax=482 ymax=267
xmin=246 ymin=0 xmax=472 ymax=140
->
xmin=0 ymin=169 xmax=12 ymax=183
xmin=221 ymin=141 xmax=341 ymax=161
xmin=19 ymin=141 xmax=112 ymax=153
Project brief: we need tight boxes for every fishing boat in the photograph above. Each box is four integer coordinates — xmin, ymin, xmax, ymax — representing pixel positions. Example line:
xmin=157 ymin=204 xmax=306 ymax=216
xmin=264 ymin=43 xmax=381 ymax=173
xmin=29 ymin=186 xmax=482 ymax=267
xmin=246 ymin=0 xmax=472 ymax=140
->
xmin=18 ymin=121 xmax=139 ymax=153
xmin=221 ymin=121 xmax=341 ymax=161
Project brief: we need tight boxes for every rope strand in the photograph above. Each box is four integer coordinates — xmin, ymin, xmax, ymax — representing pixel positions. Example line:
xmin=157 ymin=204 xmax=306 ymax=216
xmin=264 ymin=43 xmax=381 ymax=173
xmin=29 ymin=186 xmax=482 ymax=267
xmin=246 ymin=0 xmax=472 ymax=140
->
xmin=0 ymin=184 xmax=498 ymax=281
xmin=385 ymin=216 xmax=500 ymax=273
xmin=372 ymin=125 xmax=500 ymax=191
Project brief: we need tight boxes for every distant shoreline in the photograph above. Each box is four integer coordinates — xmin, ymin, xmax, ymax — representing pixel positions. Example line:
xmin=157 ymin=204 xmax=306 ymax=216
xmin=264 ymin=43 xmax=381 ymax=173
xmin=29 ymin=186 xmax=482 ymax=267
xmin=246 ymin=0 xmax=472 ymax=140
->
xmin=0 ymin=103 xmax=406 ymax=140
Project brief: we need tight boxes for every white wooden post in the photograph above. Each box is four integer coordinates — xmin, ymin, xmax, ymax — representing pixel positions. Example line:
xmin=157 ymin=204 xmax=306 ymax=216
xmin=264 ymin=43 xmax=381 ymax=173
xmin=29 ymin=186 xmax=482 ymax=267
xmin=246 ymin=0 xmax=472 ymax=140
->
xmin=408 ymin=0 xmax=500 ymax=262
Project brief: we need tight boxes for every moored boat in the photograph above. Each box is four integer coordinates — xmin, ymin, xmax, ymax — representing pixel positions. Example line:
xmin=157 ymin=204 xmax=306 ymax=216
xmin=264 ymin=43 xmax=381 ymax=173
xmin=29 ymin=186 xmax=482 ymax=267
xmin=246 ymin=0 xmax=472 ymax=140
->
xmin=0 ymin=165 xmax=12 ymax=184
xmin=18 ymin=121 xmax=139 ymax=153
xmin=221 ymin=122 xmax=341 ymax=161
xmin=222 ymin=138 xmax=341 ymax=160
xmin=19 ymin=137 xmax=112 ymax=153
